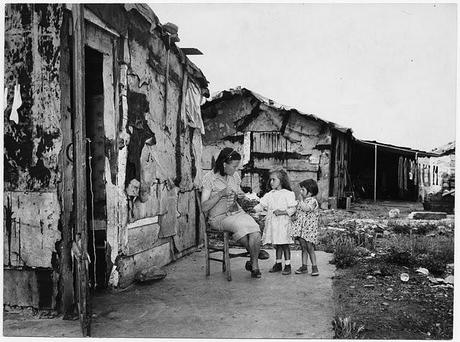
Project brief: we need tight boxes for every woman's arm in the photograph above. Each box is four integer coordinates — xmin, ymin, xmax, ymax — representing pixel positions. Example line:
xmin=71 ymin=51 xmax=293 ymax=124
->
xmin=201 ymin=187 xmax=231 ymax=213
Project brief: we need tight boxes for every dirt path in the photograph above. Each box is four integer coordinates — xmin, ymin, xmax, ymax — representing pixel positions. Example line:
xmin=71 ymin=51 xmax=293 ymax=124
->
xmin=4 ymin=249 xmax=335 ymax=338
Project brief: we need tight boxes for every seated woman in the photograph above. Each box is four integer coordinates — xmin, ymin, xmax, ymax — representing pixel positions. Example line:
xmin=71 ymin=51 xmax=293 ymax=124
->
xmin=201 ymin=147 xmax=262 ymax=278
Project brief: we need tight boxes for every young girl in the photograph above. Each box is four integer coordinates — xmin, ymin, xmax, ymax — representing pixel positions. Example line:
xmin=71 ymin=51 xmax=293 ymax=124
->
xmin=291 ymin=179 xmax=320 ymax=276
xmin=253 ymin=168 xmax=297 ymax=275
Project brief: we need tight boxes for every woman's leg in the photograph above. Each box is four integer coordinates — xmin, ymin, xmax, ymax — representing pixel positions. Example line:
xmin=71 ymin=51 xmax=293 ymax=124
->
xmin=247 ymin=231 xmax=261 ymax=270
xmin=237 ymin=232 xmax=261 ymax=270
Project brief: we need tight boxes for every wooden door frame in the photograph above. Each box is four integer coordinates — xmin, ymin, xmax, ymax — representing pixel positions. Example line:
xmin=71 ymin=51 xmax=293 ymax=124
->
xmin=71 ymin=4 xmax=91 ymax=337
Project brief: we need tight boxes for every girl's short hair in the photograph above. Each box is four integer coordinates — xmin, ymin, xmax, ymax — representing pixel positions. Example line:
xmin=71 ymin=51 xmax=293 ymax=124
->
xmin=268 ymin=167 xmax=292 ymax=191
xmin=213 ymin=147 xmax=242 ymax=176
xmin=299 ymin=179 xmax=319 ymax=196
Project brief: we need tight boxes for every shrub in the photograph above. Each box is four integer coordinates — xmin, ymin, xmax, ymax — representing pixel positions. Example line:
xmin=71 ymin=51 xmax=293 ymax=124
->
xmin=333 ymin=236 xmax=358 ymax=268
xmin=383 ymin=234 xmax=454 ymax=274
xmin=332 ymin=315 xmax=365 ymax=339
xmin=317 ymin=229 xmax=341 ymax=253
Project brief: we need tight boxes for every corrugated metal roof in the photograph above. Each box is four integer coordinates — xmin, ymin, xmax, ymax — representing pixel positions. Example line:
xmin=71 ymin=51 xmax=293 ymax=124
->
xmin=358 ymin=139 xmax=437 ymax=157
xmin=206 ymin=87 xmax=352 ymax=134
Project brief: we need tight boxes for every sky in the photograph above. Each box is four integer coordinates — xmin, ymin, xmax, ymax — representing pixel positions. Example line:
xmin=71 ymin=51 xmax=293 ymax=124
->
xmin=150 ymin=3 xmax=457 ymax=152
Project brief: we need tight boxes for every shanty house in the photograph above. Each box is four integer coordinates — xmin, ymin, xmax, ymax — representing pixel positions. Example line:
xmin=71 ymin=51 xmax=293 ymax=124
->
xmin=349 ymin=140 xmax=439 ymax=202
xmin=201 ymin=87 xmax=353 ymax=208
xmin=4 ymin=3 xmax=208 ymax=322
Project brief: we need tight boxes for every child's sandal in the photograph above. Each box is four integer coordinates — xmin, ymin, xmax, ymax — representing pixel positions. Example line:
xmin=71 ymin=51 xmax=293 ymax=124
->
xmin=294 ymin=265 xmax=309 ymax=274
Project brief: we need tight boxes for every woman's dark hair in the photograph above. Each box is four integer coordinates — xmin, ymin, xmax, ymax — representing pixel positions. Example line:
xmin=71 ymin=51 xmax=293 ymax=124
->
xmin=268 ymin=167 xmax=292 ymax=191
xmin=213 ymin=147 xmax=242 ymax=176
xmin=299 ymin=179 xmax=319 ymax=196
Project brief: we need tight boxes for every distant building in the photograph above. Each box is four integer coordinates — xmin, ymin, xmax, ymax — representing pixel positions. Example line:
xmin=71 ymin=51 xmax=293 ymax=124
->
xmin=349 ymin=140 xmax=437 ymax=201
xmin=201 ymin=87 xmax=353 ymax=208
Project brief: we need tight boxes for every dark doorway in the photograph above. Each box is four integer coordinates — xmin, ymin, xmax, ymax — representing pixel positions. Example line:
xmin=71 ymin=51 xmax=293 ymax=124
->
xmin=85 ymin=46 xmax=108 ymax=290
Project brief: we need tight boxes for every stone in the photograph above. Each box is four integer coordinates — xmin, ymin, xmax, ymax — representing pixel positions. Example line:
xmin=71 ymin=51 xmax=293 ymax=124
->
xmin=408 ymin=211 xmax=447 ymax=220
xmin=388 ymin=209 xmax=400 ymax=218
xmin=444 ymin=275 xmax=454 ymax=284
xmin=400 ymin=273 xmax=409 ymax=282
xmin=416 ymin=267 xmax=429 ymax=275
xmin=135 ymin=266 xmax=167 ymax=283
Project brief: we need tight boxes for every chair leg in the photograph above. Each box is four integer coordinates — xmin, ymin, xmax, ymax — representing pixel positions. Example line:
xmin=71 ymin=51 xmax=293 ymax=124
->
xmin=223 ymin=232 xmax=232 ymax=281
xmin=204 ymin=230 xmax=210 ymax=277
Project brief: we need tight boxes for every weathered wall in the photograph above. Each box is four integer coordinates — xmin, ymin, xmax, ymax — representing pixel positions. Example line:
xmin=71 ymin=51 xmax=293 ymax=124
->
xmin=111 ymin=8 xmax=206 ymax=287
xmin=4 ymin=4 xmax=209 ymax=310
xmin=202 ymin=95 xmax=332 ymax=207
xmin=4 ymin=4 xmax=64 ymax=309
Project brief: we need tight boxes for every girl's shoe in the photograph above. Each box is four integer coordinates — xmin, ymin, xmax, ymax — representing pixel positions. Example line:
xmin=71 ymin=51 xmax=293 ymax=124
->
xmin=311 ymin=265 xmax=319 ymax=276
xmin=282 ymin=264 xmax=291 ymax=275
xmin=295 ymin=265 xmax=309 ymax=274
xmin=251 ymin=269 xmax=261 ymax=278
xmin=245 ymin=260 xmax=252 ymax=272
xmin=269 ymin=263 xmax=282 ymax=273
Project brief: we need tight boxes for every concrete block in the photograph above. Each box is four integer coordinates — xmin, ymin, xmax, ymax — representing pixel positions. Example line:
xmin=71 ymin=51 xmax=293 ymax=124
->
xmin=117 ymin=242 xmax=172 ymax=288
xmin=408 ymin=212 xmax=447 ymax=220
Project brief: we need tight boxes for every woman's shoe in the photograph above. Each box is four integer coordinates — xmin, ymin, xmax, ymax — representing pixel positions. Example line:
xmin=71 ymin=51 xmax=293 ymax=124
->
xmin=245 ymin=260 xmax=252 ymax=272
xmin=251 ymin=269 xmax=261 ymax=278
xmin=311 ymin=265 xmax=319 ymax=276
xmin=268 ymin=263 xmax=282 ymax=273
xmin=282 ymin=264 xmax=291 ymax=275
xmin=258 ymin=250 xmax=270 ymax=260
xmin=295 ymin=265 xmax=309 ymax=274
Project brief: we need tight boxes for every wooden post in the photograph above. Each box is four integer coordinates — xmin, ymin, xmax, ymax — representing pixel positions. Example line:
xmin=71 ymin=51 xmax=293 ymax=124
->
xmin=58 ymin=9 xmax=75 ymax=318
xmin=374 ymin=144 xmax=377 ymax=202
xmin=72 ymin=4 xmax=90 ymax=337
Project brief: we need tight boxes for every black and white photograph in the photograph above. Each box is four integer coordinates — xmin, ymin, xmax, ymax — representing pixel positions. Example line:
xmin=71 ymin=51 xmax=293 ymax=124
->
xmin=2 ymin=2 xmax=457 ymax=340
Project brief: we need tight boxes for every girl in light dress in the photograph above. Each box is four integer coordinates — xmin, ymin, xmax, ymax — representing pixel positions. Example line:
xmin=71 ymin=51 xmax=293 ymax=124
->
xmin=253 ymin=168 xmax=297 ymax=275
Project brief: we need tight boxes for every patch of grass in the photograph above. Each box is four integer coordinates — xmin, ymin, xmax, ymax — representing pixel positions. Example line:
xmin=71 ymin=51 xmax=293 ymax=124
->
xmin=317 ymin=229 xmax=341 ymax=253
xmin=383 ymin=234 xmax=454 ymax=275
xmin=332 ymin=315 xmax=364 ymax=339
xmin=333 ymin=236 xmax=358 ymax=268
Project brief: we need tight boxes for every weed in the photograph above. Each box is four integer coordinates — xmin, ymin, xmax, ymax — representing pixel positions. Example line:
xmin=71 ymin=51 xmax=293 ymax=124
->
xmin=383 ymin=234 xmax=454 ymax=275
xmin=332 ymin=315 xmax=365 ymax=339
xmin=333 ymin=236 xmax=358 ymax=268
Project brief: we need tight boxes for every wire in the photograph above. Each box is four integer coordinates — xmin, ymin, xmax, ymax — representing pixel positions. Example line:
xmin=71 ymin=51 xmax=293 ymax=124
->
xmin=86 ymin=138 xmax=97 ymax=289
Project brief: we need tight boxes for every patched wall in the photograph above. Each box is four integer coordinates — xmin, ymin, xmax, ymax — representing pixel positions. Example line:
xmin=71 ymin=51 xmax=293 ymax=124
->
xmin=4 ymin=4 xmax=64 ymax=309
xmin=201 ymin=94 xmax=333 ymax=206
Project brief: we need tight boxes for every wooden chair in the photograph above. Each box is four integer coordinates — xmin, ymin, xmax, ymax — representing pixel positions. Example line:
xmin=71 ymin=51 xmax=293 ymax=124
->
xmin=197 ymin=193 xmax=249 ymax=281
xmin=203 ymin=222 xmax=249 ymax=281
